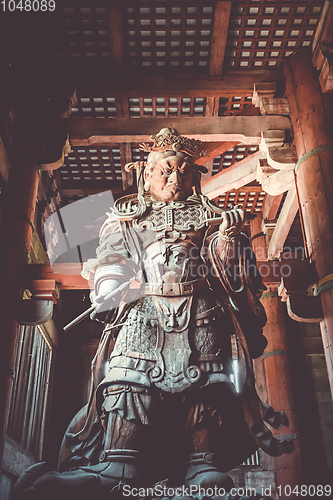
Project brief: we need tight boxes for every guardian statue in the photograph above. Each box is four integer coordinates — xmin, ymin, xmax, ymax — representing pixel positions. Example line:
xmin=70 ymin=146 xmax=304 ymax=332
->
xmin=13 ymin=129 xmax=293 ymax=500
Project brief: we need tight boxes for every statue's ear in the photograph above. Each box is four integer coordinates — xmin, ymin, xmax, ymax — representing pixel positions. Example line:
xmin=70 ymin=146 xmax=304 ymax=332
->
xmin=143 ymin=167 xmax=150 ymax=191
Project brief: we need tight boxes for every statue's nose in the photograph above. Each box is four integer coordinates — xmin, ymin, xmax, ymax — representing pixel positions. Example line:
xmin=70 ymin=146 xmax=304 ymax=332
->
xmin=168 ymin=170 xmax=181 ymax=183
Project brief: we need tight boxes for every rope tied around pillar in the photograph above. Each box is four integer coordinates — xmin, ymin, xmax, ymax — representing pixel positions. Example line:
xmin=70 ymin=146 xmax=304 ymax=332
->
xmin=262 ymin=349 xmax=289 ymax=359
xmin=312 ymin=273 xmax=333 ymax=296
xmin=294 ymin=144 xmax=333 ymax=174
xmin=260 ymin=291 xmax=278 ymax=300
xmin=249 ymin=231 xmax=265 ymax=242
xmin=275 ymin=433 xmax=300 ymax=441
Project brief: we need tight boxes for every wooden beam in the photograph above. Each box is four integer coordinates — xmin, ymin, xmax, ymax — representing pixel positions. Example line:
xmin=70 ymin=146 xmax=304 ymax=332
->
xmin=262 ymin=193 xmax=284 ymax=221
xmin=267 ymin=188 xmax=298 ymax=260
xmin=62 ymin=183 xmax=263 ymax=199
xmin=77 ymin=70 xmax=284 ymax=98
xmin=107 ymin=1 xmax=124 ymax=71
xmin=64 ymin=116 xmax=292 ymax=144
xmin=25 ymin=264 xmax=89 ymax=290
xmin=201 ymin=150 xmax=265 ymax=198
xmin=60 ymin=186 xmax=123 ymax=197
xmin=209 ymin=1 xmax=231 ymax=78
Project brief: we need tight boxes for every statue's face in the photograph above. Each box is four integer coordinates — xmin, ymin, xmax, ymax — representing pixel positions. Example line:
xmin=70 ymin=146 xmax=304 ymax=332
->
xmin=145 ymin=152 xmax=195 ymax=202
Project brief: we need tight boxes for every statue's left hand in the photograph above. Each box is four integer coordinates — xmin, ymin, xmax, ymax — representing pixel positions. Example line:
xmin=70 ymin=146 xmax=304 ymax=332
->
xmin=219 ymin=207 xmax=245 ymax=238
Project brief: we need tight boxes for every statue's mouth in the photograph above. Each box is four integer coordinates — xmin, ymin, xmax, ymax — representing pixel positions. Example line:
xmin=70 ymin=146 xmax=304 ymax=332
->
xmin=166 ymin=183 xmax=182 ymax=193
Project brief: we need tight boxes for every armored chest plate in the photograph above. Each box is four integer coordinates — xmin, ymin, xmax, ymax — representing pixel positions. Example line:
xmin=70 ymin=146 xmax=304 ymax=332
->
xmin=133 ymin=201 xmax=207 ymax=232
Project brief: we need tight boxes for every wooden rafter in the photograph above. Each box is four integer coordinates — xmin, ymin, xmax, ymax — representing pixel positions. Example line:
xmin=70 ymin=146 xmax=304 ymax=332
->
xmin=197 ymin=104 xmax=260 ymax=166
xmin=201 ymin=150 xmax=265 ymax=199
xmin=267 ymin=188 xmax=298 ymax=260
xmin=107 ymin=1 xmax=124 ymax=72
xmin=196 ymin=141 xmax=240 ymax=166
xmin=209 ymin=1 xmax=231 ymax=79
xmin=262 ymin=193 xmax=284 ymax=222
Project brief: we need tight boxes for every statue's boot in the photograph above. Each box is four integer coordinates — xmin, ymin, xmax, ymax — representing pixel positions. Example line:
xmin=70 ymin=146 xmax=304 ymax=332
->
xmin=12 ymin=414 xmax=142 ymax=500
xmin=185 ymin=426 xmax=234 ymax=491
xmin=11 ymin=449 xmax=139 ymax=500
xmin=184 ymin=452 xmax=234 ymax=491
xmin=90 ymin=448 xmax=139 ymax=489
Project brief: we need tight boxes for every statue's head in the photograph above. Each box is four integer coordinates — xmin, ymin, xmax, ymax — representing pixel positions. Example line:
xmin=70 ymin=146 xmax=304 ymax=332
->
xmin=144 ymin=150 xmax=196 ymax=202
xmin=140 ymin=128 xmax=208 ymax=203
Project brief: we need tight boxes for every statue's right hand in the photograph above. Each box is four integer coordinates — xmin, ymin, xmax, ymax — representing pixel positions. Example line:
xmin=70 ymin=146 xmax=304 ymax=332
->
xmin=90 ymin=293 xmax=118 ymax=322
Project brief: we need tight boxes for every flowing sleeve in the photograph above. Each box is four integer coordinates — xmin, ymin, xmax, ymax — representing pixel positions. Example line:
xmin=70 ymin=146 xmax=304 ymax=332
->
xmin=81 ymin=216 xmax=139 ymax=293
xmin=206 ymin=228 xmax=267 ymax=359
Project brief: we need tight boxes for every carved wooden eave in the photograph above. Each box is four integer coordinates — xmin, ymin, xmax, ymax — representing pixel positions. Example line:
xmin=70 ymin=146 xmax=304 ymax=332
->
xmin=251 ymin=82 xmax=301 ymax=261
xmin=252 ymin=85 xmax=297 ymax=197
xmin=278 ymin=260 xmax=324 ymax=323
xmin=257 ymin=130 xmax=297 ymax=197
xmin=36 ymin=91 xmax=78 ymax=171
xmin=39 ymin=136 xmax=72 ymax=172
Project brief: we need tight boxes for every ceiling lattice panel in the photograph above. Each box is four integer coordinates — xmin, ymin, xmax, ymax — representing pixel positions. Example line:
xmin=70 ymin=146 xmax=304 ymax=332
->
xmin=39 ymin=0 xmax=325 ymax=72
xmin=214 ymin=187 xmax=266 ymax=213
xmin=71 ymin=95 xmax=253 ymax=118
xmin=226 ymin=0 xmax=324 ymax=69
xmin=212 ymin=145 xmax=259 ymax=174
xmin=41 ymin=5 xmax=110 ymax=64
xmin=124 ymin=1 xmax=214 ymax=72
xmin=61 ymin=146 xmax=122 ymax=184
xmin=72 ymin=97 xmax=117 ymax=118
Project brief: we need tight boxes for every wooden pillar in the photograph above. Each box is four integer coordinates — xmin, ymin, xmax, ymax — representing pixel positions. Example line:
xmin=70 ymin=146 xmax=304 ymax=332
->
xmin=0 ymin=137 xmax=39 ymax=465
xmin=260 ymin=291 xmax=303 ymax=491
xmin=250 ymin=216 xmax=304 ymax=491
xmin=249 ymin=212 xmax=267 ymax=262
xmin=284 ymin=50 xmax=333 ymax=397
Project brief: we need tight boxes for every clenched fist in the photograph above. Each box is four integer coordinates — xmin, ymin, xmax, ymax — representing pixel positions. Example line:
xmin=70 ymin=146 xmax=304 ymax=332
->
xmin=219 ymin=207 xmax=245 ymax=238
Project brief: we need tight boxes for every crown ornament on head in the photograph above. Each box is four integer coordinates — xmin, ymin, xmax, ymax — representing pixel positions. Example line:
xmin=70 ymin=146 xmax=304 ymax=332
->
xmin=139 ymin=128 xmax=209 ymax=159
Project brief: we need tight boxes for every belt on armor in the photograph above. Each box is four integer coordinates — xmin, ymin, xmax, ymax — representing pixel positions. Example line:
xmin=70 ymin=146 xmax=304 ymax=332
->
xmin=145 ymin=278 xmax=207 ymax=296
